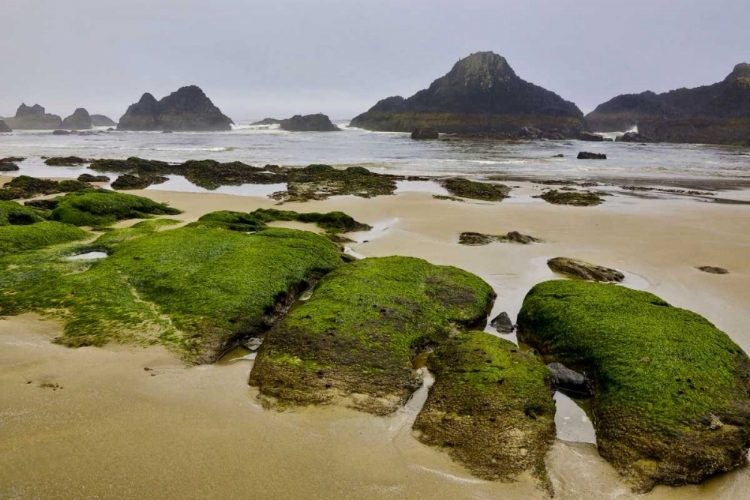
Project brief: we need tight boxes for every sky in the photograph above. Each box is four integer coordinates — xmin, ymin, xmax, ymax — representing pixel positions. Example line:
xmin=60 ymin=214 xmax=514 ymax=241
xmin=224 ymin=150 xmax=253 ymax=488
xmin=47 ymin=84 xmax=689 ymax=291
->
xmin=1 ymin=0 xmax=748 ymax=122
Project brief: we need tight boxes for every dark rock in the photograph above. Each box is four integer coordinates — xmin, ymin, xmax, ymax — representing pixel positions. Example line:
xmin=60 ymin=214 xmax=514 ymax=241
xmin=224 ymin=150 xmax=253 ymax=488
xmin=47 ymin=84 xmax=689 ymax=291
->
xmin=52 ymin=130 xmax=70 ymax=136
xmin=440 ymin=178 xmax=510 ymax=201
xmin=60 ymin=108 xmax=92 ymax=130
xmin=0 ymin=120 xmax=11 ymax=133
xmin=579 ymin=131 xmax=605 ymax=141
xmin=459 ymin=232 xmax=497 ymax=246
xmin=577 ymin=152 xmax=607 ymax=160
xmin=279 ymin=114 xmax=339 ymax=132
xmin=90 ymin=114 xmax=117 ymax=127
xmin=552 ymin=153 xmax=564 ymax=158
xmin=697 ymin=266 xmax=729 ymax=275
xmin=5 ymin=104 xmax=62 ymax=130
xmin=251 ymin=118 xmax=283 ymax=126
xmin=45 ymin=156 xmax=87 ymax=166
xmin=547 ymin=257 xmax=624 ymax=282
xmin=506 ymin=231 xmax=542 ymax=244
xmin=490 ymin=312 xmax=514 ymax=334
xmin=77 ymin=174 xmax=110 ymax=183
xmin=111 ymin=174 xmax=168 ymax=190
xmin=0 ymin=157 xmax=21 ymax=171
xmin=350 ymin=51 xmax=587 ymax=139
xmin=117 ymin=86 xmax=234 ymax=132
xmin=411 ymin=128 xmax=439 ymax=140
xmin=538 ymin=190 xmax=604 ymax=206
xmin=617 ymin=131 xmax=656 ymax=143
xmin=546 ymin=362 xmax=592 ymax=397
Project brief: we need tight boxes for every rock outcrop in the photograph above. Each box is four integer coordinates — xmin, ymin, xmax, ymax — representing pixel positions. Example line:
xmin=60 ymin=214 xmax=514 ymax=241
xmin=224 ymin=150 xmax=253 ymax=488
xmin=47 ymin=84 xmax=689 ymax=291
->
xmin=587 ymin=63 xmax=750 ymax=143
xmin=547 ymin=257 xmax=624 ymax=282
xmin=251 ymin=118 xmax=283 ymax=126
xmin=4 ymin=104 xmax=62 ymax=130
xmin=0 ymin=120 xmax=11 ymax=133
xmin=350 ymin=51 xmax=587 ymax=139
xmin=411 ymin=128 xmax=439 ymax=140
xmin=617 ymin=131 xmax=656 ymax=143
xmin=279 ymin=114 xmax=339 ymax=132
xmin=61 ymin=108 xmax=93 ymax=130
xmin=90 ymin=114 xmax=117 ymax=127
xmin=117 ymin=86 xmax=234 ymax=131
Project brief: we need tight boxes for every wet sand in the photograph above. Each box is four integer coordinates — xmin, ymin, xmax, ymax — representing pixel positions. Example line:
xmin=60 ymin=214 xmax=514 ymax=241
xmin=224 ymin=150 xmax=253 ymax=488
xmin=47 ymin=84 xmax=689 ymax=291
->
xmin=2 ymin=184 xmax=750 ymax=499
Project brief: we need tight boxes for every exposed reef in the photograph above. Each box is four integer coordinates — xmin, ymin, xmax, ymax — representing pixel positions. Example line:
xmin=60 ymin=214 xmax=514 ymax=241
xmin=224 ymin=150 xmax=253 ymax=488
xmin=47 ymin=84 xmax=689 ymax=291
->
xmin=279 ymin=114 xmax=339 ymax=132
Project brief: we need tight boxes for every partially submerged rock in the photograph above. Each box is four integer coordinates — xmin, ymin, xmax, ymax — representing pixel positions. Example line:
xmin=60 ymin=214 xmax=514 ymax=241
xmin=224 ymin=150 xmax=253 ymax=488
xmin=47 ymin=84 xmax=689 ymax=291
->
xmin=111 ymin=174 xmax=168 ymax=190
xmin=440 ymin=178 xmax=510 ymax=202
xmin=45 ymin=156 xmax=88 ymax=166
xmin=90 ymin=114 xmax=116 ymax=127
xmin=279 ymin=114 xmax=339 ymax=132
xmin=617 ymin=131 xmax=656 ymax=143
xmin=538 ymin=190 xmax=604 ymax=206
xmin=414 ymin=332 xmax=555 ymax=486
xmin=518 ymin=280 xmax=750 ymax=491
xmin=546 ymin=362 xmax=592 ymax=397
xmin=5 ymin=103 xmax=62 ymax=130
xmin=577 ymin=152 xmax=607 ymax=160
xmin=547 ymin=257 xmax=624 ymax=282
xmin=249 ymin=256 xmax=496 ymax=415
xmin=0 ymin=176 xmax=91 ymax=200
xmin=698 ymin=266 xmax=729 ymax=275
xmin=490 ymin=312 xmax=514 ymax=333
xmin=578 ymin=131 xmax=606 ymax=141
xmin=411 ymin=128 xmax=439 ymax=140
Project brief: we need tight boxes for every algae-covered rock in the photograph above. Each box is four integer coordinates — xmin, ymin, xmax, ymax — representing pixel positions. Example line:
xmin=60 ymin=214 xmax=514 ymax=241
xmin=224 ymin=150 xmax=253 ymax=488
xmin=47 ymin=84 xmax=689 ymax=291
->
xmin=50 ymin=190 xmax=181 ymax=227
xmin=45 ymin=156 xmax=88 ymax=166
xmin=517 ymin=280 xmax=750 ymax=491
xmin=273 ymin=164 xmax=398 ymax=203
xmin=250 ymin=256 xmax=496 ymax=415
xmin=111 ymin=174 xmax=168 ymax=190
xmin=192 ymin=208 xmax=370 ymax=235
xmin=0 ymin=227 xmax=344 ymax=363
xmin=547 ymin=257 xmax=624 ymax=282
xmin=78 ymin=174 xmax=111 ymax=183
xmin=0 ymin=221 xmax=89 ymax=257
xmin=538 ymin=190 xmax=604 ymax=206
xmin=0 ymin=200 xmax=46 ymax=225
xmin=1 ymin=176 xmax=91 ymax=200
xmin=459 ymin=231 xmax=540 ymax=246
xmin=414 ymin=332 xmax=555 ymax=486
xmin=440 ymin=178 xmax=510 ymax=202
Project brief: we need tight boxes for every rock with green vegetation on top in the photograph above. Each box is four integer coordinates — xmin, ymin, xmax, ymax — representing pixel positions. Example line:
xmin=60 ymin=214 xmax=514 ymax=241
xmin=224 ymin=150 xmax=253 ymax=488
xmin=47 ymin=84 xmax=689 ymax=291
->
xmin=517 ymin=280 xmax=750 ymax=491
xmin=0 ymin=200 xmax=46 ymax=225
xmin=0 ymin=221 xmax=89 ymax=257
xmin=0 ymin=226 xmax=344 ymax=363
xmin=250 ymin=256 xmax=496 ymax=415
xmin=49 ymin=190 xmax=181 ymax=227
xmin=440 ymin=178 xmax=510 ymax=201
xmin=0 ymin=176 xmax=92 ymax=200
xmin=44 ymin=156 xmax=88 ymax=166
xmin=547 ymin=257 xmax=624 ymax=282
xmin=459 ymin=231 xmax=541 ymax=246
xmin=191 ymin=208 xmax=371 ymax=235
xmin=538 ymin=190 xmax=604 ymax=206
xmin=414 ymin=332 xmax=555 ymax=487
xmin=272 ymin=164 xmax=399 ymax=203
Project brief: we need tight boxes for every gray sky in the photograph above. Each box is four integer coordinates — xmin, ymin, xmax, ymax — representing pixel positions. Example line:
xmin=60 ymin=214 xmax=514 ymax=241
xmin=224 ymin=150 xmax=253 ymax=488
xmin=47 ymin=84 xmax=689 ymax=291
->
xmin=1 ymin=0 xmax=748 ymax=122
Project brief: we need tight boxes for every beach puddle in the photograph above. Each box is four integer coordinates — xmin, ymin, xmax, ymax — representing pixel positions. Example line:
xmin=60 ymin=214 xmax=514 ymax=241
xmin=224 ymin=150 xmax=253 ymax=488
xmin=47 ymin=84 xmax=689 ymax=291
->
xmin=66 ymin=251 xmax=108 ymax=260
xmin=216 ymin=346 xmax=255 ymax=365
xmin=343 ymin=246 xmax=366 ymax=260
xmin=395 ymin=180 xmax=449 ymax=195
xmin=146 ymin=175 xmax=287 ymax=198
xmin=554 ymin=392 xmax=596 ymax=444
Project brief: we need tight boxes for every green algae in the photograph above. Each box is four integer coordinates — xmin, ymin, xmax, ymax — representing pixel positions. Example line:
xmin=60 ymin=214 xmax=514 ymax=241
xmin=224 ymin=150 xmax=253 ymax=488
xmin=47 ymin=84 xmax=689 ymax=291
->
xmin=0 ymin=221 xmax=90 ymax=257
xmin=50 ymin=190 xmax=181 ymax=227
xmin=191 ymin=208 xmax=371 ymax=235
xmin=0 ymin=226 xmax=344 ymax=363
xmin=517 ymin=280 xmax=750 ymax=491
xmin=414 ymin=331 xmax=555 ymax=487
xmin=0 ymin=176 xmax=91 ymax=200
xmin=440 ymin=178 xmax=510 ymax=201
xmin=249 ymin=256 xmax=496 ymax=415
xmin=273 ymin=164 xmax=398 ymax=203
xmin=0 ymin=200 xmax=46 ymax=225
xmin=538 ymin=190 xmax=604 ymax=206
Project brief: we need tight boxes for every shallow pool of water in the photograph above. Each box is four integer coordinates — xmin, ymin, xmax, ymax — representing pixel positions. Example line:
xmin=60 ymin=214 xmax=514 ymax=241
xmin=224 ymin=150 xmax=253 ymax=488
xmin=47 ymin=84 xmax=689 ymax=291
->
xmin=66 ymin=251 xmax=108 ymax=260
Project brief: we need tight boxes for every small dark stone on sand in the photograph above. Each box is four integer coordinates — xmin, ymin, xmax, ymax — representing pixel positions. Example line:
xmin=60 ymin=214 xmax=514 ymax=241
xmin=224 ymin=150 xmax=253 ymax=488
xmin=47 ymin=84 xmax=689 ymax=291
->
xmin=698 ymin=266 xmax=729 ymax=275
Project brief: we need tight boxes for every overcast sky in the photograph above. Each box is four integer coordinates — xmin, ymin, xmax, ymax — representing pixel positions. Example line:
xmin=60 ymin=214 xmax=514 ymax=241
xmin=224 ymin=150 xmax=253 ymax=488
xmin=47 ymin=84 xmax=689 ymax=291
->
xmin=1 ymin=0 xmax=748 ymax=122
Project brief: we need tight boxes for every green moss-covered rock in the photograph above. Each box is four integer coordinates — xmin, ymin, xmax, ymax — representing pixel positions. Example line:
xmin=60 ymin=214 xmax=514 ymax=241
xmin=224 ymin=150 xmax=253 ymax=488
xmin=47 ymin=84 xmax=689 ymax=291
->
xmin=440 ymin=178 xmax=510 ymax=201
xmin=44 ymin=156 xmax=88 ymax=166
xmin=250 ymin=256 xmax=496 ymax=414
xmin=273 ymin=164 xmax=398 ymax=203
xmin=538 ymin=190 xmax=604 ymax=206
xmin=517 ymin=280 xmax=750 ymax=491
xmin=0 ymin=200 xmax=46 ymax=225
xmin=0 ymin=221 xmax=90 ymax=257
xmin=414 ymin=332 xmax=555 ymax=487
xmin=50 ymin=190 xmax=181 ymax=227
xmin=190 ymin=208 xmax=370 ymax=235
xmin=0 ymin=226 xmax=344 ymax=363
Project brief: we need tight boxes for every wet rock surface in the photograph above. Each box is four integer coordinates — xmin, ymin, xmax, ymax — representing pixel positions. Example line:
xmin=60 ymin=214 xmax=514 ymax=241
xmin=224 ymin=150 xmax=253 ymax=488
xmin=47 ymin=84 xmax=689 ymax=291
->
xmin=547 ymin=257 xmax=624 ymax=282
xmin=538 ymin=190 xmax=604 ymax=206
xmin=698 ymin=266 xmax=729 ymax=275
xmin=440 ymin=178 xmax=510 ymax=202
xmin=490 ymin=312 xmax=514 ymax=333
xmin=577 ymin=152 xmax=607 ymax=160
xmin=546 ymin=362 xmax=592 ymax=397
xmin=111 ymin=174 xmax=168 ymax=190
xmin=459 ymin=231 xmax=541 ymax=246
xmin=77 ymin=174 xmax=110 ymax=183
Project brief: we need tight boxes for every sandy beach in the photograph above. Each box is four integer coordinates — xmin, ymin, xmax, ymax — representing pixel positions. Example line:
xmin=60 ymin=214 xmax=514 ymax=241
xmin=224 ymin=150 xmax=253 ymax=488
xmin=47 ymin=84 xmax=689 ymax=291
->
xmin=2 ymin=182 xmax=749 ymax=499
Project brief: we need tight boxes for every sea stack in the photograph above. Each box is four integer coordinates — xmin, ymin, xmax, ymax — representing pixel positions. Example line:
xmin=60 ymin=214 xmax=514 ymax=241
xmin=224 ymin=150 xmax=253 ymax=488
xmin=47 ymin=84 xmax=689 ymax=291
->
xmin=0 ymin=120 xmax=11 ymax=133
xmin=90 ymin=114 xmax=117 ymax=127
xmin=61 ymin=108 xmax=93 ymax=130
xmin=586 ymin=63 xmax=750 ymax=143
xmin=350 ymin=51 xmax=587 ymax=139
xmin=117 ymin=85 xmax=234 ymax=132
xmin=279 ymin=113 xmax=339 ymax=131
xmin=4 ymin=104 xmax=62 ymax=130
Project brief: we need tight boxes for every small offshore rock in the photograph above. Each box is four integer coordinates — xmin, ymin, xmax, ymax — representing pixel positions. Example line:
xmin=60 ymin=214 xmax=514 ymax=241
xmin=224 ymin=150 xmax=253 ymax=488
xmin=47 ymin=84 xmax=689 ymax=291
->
xmin=547 ymin=257 xmax=624 ymax=282
xmin=52 ymin=129 xmax=71 ymax=136
xmin=578 ymin=131 xmax=605 ymax=141
xmin=490 ymin=312 xmax=514 ymax=334
xmin=411 ymin=128 xmax=439 ymax=140
xmin=617 ymin=132 xmax=656 ymax=143
xmin=577 ymin=152 xmax=607 ymax=160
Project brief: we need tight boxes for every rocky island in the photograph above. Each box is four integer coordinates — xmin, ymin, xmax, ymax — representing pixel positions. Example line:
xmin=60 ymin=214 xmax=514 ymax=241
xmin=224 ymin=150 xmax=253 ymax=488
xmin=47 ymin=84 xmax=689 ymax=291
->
xmin=60 ymin=108 xmax=93 ymax=130
xmin=117 ymin=85 xmax=234 ymax=132
xmin=0 ymin=120 xmax=11 ymax=133
xmin=280 ymin=113 xmax=339 ymax=131
xmin=3 ymin=103 xmax=62 ymax=130
xmin=90 ymin=114 xmax=117 ymax=127
xmin=586 ymin=63 xmax=750 ymax=144
xmin=350 ymin=51 xmax=587 ymax=139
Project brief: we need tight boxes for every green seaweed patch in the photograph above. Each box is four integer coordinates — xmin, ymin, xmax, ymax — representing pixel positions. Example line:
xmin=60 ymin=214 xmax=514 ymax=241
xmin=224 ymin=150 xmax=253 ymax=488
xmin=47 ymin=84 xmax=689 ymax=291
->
xmin=414 ymin=331 xmax=555 ymax=487
xmin=537 ymin=190 xmax=604 ymax=206
xmin=517 ymin=280 xmax=750 ymax=491
xmin=191 ymin=208 xmax=371 ymax=235
xmin=0 ymin=221 xmax=90 ymax=257
xmin=0 ymin=200 xmax=46 ymax=225
xmin=1 ymin=176 xmax=92 ymax=200
xmin=50 ymin=190 xmax=181 ymax=227
xmin=272 ymin=164 xmax=398 ymax=203
xmin=0 ymin=226 xmax=344 ymax=363
xmin=250 ymin=256 xmax=496 ymax=415
xmin=44 ymin=156 xmax=88 ymax=166
xmin=440 ymin=178 xmax=510 ymax=202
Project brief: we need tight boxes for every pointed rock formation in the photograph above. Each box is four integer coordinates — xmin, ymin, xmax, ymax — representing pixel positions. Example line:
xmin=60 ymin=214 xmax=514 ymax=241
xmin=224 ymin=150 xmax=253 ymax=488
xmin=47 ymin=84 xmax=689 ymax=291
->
xmin=587 ymin=63 xmax=750 ymax=141
xmin=4 ymin=104 xmax=62 ymax=130
xmin=117 ymin=86 xmax=233 ymax=131
xmin=61 ymin=108 xmax=93 ymax=130
xmin=350 ymin=51 xmax=586 ymax=139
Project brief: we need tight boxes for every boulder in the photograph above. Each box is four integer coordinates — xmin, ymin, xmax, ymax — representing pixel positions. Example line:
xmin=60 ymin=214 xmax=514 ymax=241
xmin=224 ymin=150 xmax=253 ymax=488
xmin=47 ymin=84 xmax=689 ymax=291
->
xmin=0 ymin=157 xmax=20 ymax=172
xmin=117 ymin=86 xmax=234 ymax=131
xmin=490 ymin=312 xmax=514 ymax=333
xmin=279 ymin=113 xmax=339 ymax=132
xmin=538 ymin=190 xmax=604 ymax=206
xmin=111 ymin=174 xmax=168 ymax=190
xmin=61 ymin=108 xmax=93 ymax=130
xmin=90 ymin=114 xmax=117 ymax=127
xmin=697 ymin=266 xmax=729 ymax=275
xmin=350 ymin=51 xmax=586 ymax=139
xmin=6 ymin=104 xmax=62 ymax=130
xmin=251 ymin=118 xmax=283 ymax=126
xmin=518 ymin=280 xmax=750 ymax=491
xmin=77 ymin=174 xmax=111 ymax=183
xmin=0 ymin=120 xmax=11 ymax=133
xmin=547 ymin=257 xmax=624 ymax=282
xmin=546 ymin=362 xmax=592 ymax=396
xmin=411 ymin=128 xmax=439 ymax=140
xmin=440 ymin=178 xmax=510 ymax=201
xmin=52 ymin=130 xmax=70 ymax=136
xmin=617 ymin=131 xmax=656 ymax=143
xmin=577 ymin=152 xmax=607 ymax=160
xmin=578 ymin=131 xmax=605 ymax=141
xmin=506 ymin=231 xmax=541 ymax=244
